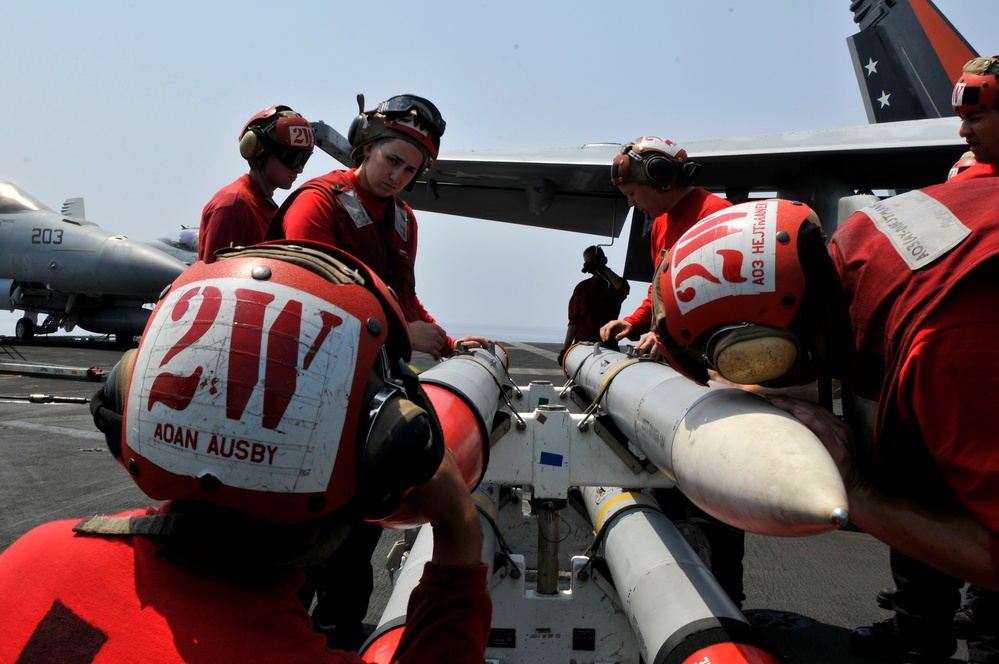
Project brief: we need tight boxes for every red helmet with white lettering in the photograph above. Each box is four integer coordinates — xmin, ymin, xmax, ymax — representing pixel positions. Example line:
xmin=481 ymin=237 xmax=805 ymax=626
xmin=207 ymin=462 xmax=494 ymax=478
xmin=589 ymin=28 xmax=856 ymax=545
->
xmin=94 ymin=242 xmax=443 ymax=525
xmin=652 ymin=199 xmax=833 ymax=386
xmin=239 ymin=105 xmax=315 ymax=170
xmin=952 ymin=56 xmax=999 ymax=113
xmin=611 ymin=136 xmax=701 ymax=189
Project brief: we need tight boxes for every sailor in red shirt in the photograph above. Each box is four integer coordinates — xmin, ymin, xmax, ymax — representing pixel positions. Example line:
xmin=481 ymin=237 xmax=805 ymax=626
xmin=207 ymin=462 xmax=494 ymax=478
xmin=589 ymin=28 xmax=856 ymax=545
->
xmin=268 ymin=94 xmax=487 ymax=360
xmin=600 ymin=136 xmax=731 ymax=355
xmin=266 ymin=96 xmax=489 ymax=650
xmin=0 ymin=243 xmax=491 ymax=664
xmin=651 ymin=62 xmax=999 ymax=657
xmin=858 ymin=131 xmax=999 ymax=663
xmin=198 ymin=105 xmax=315 ymax=263
xmin=558 ymin=245 xmax=630 ymax=362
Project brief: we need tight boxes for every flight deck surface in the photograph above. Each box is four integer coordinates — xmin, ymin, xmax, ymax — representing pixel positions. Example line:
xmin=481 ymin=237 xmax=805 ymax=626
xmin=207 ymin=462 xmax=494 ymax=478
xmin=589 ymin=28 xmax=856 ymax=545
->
xmin=0 ymin=335 xmax=967 ymax=663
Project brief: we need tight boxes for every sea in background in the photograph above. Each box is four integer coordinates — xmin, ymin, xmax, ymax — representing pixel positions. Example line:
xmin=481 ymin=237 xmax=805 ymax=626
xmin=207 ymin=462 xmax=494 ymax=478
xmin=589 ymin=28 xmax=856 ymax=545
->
xmin=0 ymin=311 xmax=567 ymax=346
xmin=443 ymin=321 xmax=564 ymax=344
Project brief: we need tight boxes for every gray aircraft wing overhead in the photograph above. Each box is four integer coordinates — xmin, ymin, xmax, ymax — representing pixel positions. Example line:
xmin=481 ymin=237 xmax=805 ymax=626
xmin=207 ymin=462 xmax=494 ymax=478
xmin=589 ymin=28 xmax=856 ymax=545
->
xmin=0 ymin=181 xmax=188 ymax=342
xmin=395 ymin=0 xmax=977 ymax=280
xmin=307 ymin=0 xmax=976 ymax=281
xmin=307 ymin=113 xmax=964 ymax=281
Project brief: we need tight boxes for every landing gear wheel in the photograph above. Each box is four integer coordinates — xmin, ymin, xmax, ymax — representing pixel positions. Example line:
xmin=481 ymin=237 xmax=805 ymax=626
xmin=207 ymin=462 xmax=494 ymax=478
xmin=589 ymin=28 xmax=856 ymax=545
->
xmin=15 ymin=317 xmax=35 ymax=343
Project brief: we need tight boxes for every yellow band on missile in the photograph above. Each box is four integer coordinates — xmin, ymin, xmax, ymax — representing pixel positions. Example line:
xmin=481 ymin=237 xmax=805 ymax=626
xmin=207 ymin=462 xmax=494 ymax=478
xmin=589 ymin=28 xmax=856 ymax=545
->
xmin=594 ymin=490 xmax=658 ymax=532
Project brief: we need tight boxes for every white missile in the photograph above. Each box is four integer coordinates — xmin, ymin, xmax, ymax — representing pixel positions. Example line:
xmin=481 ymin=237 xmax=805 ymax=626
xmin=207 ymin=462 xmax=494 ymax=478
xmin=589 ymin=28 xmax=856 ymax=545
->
xmin=583 ymin=486 xmax=785 ymax=664
xmin=565 ymin=344 xmax=848 ymax=536
xmin=361 ymin=485 xmax=499 ymax=661
xmin=371 ymin=344 xmax=509 ymax=529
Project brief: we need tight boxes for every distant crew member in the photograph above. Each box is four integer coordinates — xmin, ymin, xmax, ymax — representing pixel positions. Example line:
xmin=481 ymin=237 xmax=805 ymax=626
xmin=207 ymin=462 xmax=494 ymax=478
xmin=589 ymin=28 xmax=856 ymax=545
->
xmin=0 ymin=242 xmax=491 ymax=663
xmin=267 ymin=94 xmax=487 ymax=361
xmin=651 ymin=59 xmax=999 ymax=661
xmin=197 ymin=105 xmax=315 ymax=263
xmin=558 ymin=245 xmax=630 ymax=364
xmin=600 ymin=136 xmax=731 ymax=355
xmin=267 ymin=94 xmax=489 ymax=650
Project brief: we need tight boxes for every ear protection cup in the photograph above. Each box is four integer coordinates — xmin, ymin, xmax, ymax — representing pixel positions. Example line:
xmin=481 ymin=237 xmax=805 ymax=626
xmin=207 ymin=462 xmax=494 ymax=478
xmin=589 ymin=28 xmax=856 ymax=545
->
xmin=89 ymin=348 xmax=137 ymax=462
xmin=681 ymin=160 xmax=701 ymax=184
xmin=354 ymin=356 xmax=445 ymax=520
xmin=347 ymin=114 xmax=371 ymax=165
xmin=645 ymin=155 xmax=679 ymax=188
xmin=347 ymin=114 xmax=363 ymax=147
xmin=239 ymin=129 xmax=261 ymax=160
xmin=593 ymin=246 xmax=607 ymax=268
xmin=704 ymin=324 xmax=803 ymax=385
xmin=645 ymin=155 xmax=702 ymax=188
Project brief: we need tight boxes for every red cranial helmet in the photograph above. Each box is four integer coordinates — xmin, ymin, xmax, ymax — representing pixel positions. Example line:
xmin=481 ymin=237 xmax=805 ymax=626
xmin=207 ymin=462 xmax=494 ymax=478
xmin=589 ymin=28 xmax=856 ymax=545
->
xmin=948 ymin=150 xmax=978 ymax=179
xmin=97 ymin=242 xmax=443 ymax=525
xmin=239 ymin=105 xmax=315 ymax=169
xmin=652 ymin=199 xmax=831 ymax=386
xmin=348 ymin=94 xmax=446 ymax=177
xmin=952 ymin=56 xmax=999 ymax=113
xmin=611 ymin=136 xmax=700 ymax=189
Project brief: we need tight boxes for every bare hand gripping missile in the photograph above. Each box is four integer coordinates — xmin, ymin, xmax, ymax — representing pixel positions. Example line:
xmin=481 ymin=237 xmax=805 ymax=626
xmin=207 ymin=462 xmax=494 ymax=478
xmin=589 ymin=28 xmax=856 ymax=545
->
xmin=364 ymin=342 xmax=848 ymax=663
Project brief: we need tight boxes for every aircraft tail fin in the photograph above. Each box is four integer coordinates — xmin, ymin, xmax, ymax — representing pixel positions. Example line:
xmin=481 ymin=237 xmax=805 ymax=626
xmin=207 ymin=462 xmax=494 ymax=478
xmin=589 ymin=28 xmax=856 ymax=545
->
xmin=847 ymin=0 xmax=976 ymax=123
xmin=61 ymin=197 xmax=86 ymax=219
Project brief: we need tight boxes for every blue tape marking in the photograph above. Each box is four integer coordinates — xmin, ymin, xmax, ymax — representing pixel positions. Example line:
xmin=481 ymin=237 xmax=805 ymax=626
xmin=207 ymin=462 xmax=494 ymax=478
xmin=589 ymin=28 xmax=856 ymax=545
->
xmin=539 ymin=451 xmax=563 ymax=467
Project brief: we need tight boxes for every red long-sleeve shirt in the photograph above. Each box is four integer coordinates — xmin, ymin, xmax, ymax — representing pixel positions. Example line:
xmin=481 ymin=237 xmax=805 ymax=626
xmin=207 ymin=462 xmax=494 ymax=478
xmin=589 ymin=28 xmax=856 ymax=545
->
xmin=0 ymin=506 xmax=491 ymax=664
xmin=623 ymin=187 xmax=730 ymax=336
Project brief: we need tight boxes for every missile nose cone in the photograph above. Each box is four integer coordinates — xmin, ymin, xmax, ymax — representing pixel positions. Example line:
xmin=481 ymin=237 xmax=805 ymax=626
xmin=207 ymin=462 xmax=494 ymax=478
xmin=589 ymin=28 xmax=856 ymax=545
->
xmin=97 ymin=237 xmax=187 ymax=299
xmin=831 ymin=507 xmax=850 ymax=527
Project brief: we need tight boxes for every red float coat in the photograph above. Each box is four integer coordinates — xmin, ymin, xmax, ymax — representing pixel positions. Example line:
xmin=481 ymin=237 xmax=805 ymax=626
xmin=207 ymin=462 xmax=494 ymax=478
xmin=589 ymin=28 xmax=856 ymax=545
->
xmin=829 ymin=175 xmax=999 ymax=575
xmin=567 ymin=276 xmax=630 ymax=342
xmin=0 ymin=506 xmax=491 ymax=664
xmin=269 ymin=170 xmax=454 ymax=355
xmin=198 ymin=174 xmax=277 ymax=264
xmin=623 ymin=188 xmax=731 ymax=335
xmin=948 ymin=161 xmax=996 ymax=182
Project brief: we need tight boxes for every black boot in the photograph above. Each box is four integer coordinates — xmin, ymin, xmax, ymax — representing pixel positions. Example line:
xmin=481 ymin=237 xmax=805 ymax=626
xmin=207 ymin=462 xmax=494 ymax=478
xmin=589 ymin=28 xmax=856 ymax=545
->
xmin=850 ymin=614 xmax=957 ymax=662
xmin=963 ymin=585 xmax=999 ymax=664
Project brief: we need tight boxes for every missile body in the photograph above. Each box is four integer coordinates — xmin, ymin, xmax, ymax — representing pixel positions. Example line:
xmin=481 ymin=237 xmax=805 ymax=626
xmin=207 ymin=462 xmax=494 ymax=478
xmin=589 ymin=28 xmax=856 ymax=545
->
xmin=361 ymin=484 xmax=499 ymax=661
xmin=583 ymin=486 xmax=784 ymax=664
xmin=372 ymin=345 xmax=507 ymax=529
xmin=565 ymin=344 xmax=848 ymax=536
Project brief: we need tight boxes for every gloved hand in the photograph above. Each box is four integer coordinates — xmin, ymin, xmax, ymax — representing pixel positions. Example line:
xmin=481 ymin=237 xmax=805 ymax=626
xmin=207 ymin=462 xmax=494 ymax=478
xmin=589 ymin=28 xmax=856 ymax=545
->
xmin=557 ymin=347 xmax=568 ymax=366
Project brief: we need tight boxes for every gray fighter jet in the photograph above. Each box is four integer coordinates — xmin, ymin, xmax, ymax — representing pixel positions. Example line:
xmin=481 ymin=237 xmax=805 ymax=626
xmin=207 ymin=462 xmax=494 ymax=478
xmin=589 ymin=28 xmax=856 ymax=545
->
xmin=0 ymin=182 xmax=188 ymax=343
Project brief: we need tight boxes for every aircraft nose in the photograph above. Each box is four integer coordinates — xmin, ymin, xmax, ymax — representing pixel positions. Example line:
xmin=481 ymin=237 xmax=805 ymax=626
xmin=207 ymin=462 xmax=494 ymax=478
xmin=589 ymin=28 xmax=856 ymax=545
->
xmin=97 ymin=236 xmax=187 ymax=299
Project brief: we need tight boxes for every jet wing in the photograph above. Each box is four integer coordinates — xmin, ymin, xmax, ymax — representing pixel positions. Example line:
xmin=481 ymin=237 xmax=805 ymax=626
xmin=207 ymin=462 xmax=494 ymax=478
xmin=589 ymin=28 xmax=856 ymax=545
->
xmin=316 ymin=117 xmax=967 ymax=280
xmin=401 ymin=116 xmax=965 ymax=234
xmin=401 ymin=143 xmax=630 ymax=240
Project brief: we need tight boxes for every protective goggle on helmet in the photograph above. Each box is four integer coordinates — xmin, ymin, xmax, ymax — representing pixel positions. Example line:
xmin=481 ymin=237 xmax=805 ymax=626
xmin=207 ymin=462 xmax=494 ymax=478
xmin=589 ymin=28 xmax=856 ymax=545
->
xmin=347 ymin=93 xmax=446 ymax=177
xmin=92 ymin=241 xmax=443 ymax=525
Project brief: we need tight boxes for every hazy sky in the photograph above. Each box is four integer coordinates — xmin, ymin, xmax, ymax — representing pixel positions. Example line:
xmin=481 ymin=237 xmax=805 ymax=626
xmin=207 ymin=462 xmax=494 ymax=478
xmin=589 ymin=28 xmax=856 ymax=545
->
xmin=3 ymin=2 xmax=994 ymax=342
